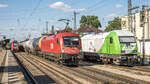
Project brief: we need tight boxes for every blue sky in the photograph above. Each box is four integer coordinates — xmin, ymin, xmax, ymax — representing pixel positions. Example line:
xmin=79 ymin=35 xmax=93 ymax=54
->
xmin=0 ymin=0 xmax=150 ymax=41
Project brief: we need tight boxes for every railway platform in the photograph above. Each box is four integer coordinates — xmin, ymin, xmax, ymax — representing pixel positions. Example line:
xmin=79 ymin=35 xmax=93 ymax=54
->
xmin=0 ymin=50 xmax=27 ymax=84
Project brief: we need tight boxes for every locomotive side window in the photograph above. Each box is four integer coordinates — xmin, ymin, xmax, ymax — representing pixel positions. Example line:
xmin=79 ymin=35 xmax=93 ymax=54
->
xmin=57 ymin=38 xmax=59 ymax=44
xmin=110 ymin=37 xmax=113 ymax=43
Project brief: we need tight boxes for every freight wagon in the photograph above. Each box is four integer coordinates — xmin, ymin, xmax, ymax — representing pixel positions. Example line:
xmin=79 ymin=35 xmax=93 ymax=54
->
xmin=81 ymin=30 xmax=139 ymax=66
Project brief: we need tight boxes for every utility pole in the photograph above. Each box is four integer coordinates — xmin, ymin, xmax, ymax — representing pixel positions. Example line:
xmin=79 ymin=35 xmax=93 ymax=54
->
xmin=51 ymin=25 xmax=55 ymax=34
xmin=128 ymin=0 xmax=139 ymax=32
xmin=128 ymin=0 xmax=132 ymax=32
xmin=66 ymin=19 xmax=70 ymax=28
xmin=103 ymin=17 xmax=106 ymax=29
xmin=73 ymin=11 xmax=79 ymax=30
xmin=46 ymin=21 xmax=48 ymax=33
xmin=140 ymin=5 xmax=148 ymax=65
xmin=133 ymin=13 xmax=136 ymax=35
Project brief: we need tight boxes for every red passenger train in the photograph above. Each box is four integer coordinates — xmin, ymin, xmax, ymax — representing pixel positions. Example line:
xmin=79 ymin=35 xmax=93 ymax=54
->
xmin=23 ymin=32 xmax=82 ymax=65
xmin=11 ymin=40 xmax=19 ymax=52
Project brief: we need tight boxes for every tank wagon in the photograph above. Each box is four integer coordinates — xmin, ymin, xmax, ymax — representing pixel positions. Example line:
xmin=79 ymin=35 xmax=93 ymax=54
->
xmin=11 ymin=40 xmax=19 ymax=52
xmin=24 ymin=39 xmax=34 ymax=53
xmin=81 ymin=30 xmax=139 ymax=66
xmin=23 ymin=32 xmax=81 ymax=65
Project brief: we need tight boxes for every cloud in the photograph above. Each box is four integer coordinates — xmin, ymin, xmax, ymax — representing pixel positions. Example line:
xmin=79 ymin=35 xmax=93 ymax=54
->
xmin=49 ymin=1 xmax=87 ymax=12
xmin=106 ymin=13 xmax=117 ymax=18
xmin=115 ymin=4 xmax=123 ymax=8
xmin=50 ymin=1 xmax=72 ymax=11
xmin=0 ymin=4 xmax=8 ymax=8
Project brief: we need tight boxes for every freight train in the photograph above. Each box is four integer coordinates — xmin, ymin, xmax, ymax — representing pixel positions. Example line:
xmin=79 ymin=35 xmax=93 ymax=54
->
xmin=10 ymin=40 xmax=19 ymax=52
xmin=81 ymin=30 xmax=139 ymax=66
xmin=22 ymin=32 xmax=81 ymax=65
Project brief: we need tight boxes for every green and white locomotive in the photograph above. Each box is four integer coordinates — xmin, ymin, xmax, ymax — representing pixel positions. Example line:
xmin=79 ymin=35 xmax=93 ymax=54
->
xmin=81 ymin=30 xmax=139 ymax=66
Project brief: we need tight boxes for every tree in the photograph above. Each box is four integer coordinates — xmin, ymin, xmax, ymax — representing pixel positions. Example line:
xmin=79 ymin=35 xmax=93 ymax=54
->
xmin=105 ymin=17 xmax=121 ymax=31
xmin=64 ymin=27 xmax=72 ymax=32
xmin=80 ymin=15 xmax=101 ymax=28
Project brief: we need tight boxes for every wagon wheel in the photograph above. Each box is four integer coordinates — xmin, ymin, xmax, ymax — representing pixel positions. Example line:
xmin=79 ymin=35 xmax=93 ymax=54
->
xmin=113 ymin=59 xmax=121 ymax=65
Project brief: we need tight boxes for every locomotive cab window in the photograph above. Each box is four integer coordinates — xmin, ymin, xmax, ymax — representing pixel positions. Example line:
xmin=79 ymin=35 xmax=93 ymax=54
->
xmin=110 ymin=37 xmax=113 ymax=43
xmin=119 ymin=36 xmax=136 ymax=43
xmin=63 ymin=36 xmax=79 ymax=47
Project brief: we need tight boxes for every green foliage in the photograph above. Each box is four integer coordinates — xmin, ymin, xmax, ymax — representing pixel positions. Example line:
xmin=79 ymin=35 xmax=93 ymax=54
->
xmin=65 ymin=27 xmax=72 ymax=32
xmin=105 ymin=17 xmax=121 ymax=32
xmin=80 ymin=15 xmax=101 ymax=28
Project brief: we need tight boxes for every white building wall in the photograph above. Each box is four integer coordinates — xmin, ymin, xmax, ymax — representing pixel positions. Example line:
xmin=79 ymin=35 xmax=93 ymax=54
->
xmin=139 ymin=40 xmax=150 ymax=55
xmin=121 ymin=10 xmax=150 ymax=40
xmin=121 ymin=16 xmax=129 ymax=31
xmin=134 ymin=12 xmax=143 ymax=40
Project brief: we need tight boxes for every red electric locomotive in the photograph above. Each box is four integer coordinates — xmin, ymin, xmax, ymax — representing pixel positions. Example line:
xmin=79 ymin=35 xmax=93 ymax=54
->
xmin=11 ymin=40 xmax=19 ymax=52
xmin=41 ymin=32 xmax=81 ymax=65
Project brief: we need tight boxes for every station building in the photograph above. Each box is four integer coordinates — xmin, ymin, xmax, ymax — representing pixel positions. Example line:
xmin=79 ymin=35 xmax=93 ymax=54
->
xmin=121 ymin=8 xmax=150 ymax=55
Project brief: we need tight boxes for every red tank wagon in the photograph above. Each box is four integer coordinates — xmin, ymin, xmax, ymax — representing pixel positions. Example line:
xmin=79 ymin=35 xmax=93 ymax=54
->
xmin=41 ymin=32 xmax=81 ymax=65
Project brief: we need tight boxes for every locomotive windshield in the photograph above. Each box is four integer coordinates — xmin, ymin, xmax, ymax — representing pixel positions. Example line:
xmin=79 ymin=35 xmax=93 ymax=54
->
xmin=119 ymin=36 xmax=136 ymax=43
xmin=63 ymin=36 xmax=79 ymax=47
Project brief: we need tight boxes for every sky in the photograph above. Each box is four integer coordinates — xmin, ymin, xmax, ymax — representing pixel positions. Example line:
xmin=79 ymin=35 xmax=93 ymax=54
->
xmin=0 ymin=0 xmax=150 ymax=41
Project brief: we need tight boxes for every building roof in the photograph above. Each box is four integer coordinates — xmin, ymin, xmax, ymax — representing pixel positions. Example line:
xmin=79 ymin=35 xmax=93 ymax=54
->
xmin=77 ymin=26 xmax=102 ymax=33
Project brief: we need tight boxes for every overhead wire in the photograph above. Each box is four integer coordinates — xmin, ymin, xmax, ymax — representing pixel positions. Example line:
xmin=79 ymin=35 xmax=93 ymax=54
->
xmin=86 ymin=0 xmax=107 ymax=11
xmin=22 ymin=0 xmax=43 ymax=29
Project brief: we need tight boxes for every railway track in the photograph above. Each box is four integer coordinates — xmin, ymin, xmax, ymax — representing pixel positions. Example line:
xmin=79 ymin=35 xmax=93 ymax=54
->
xmin=18 ymin=53 xmax=82 ymax=84
xmin=12 ymin=52 xmax=38 ymax=84
xmin=13 ymin=53 xmax=38 ymax=84
xmin=15 ymin=53 xmax=55 ymax=84
xmin=104 ymin=64 xmax=150 ymax=73
xmin=82 ymin=60 xmax=150 ymax=74
xmin=20 ymin=53 xmax=108 ymax=84
xmin=0 ymin=50 xmax=7 ymax=82
xmin=27 ymin=55 xmax=120 ymax=84
xmin=133 ymin=66 xmax=150 ymax=73
xmin=79 ymin=67 xmax=147 ymax=84
xmin=16 ymin=52 xmax=149 ymax=84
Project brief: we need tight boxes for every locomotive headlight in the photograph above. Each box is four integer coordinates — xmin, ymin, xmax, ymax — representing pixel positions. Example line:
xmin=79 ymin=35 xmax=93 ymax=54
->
xmin=61 ymin=48 xmax=65 ymax=53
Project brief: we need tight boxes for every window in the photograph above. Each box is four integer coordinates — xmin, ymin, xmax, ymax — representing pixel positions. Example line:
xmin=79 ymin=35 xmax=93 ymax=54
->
xmin=110 ymin=37 xmax=113 ymax=43
xmin=63 ymin=36 xmax=79 ymax=47
xmin=119 ymin=36 xmax=136 ymax=43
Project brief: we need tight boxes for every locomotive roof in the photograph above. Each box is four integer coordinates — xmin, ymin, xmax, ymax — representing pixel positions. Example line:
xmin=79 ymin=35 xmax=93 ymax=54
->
xmin=81 ymin=32 xmax=109 ymax=40
xmin=82 ymin=30 xmax=134 ymax=40
xmin=43 ymin=32 xmax=78 ymax=39
xmin=112 ymin=30 xmax=134 ymax=37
